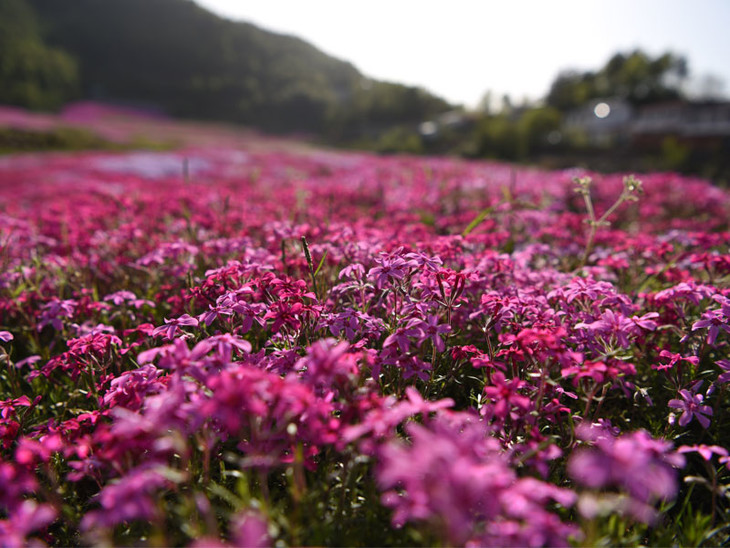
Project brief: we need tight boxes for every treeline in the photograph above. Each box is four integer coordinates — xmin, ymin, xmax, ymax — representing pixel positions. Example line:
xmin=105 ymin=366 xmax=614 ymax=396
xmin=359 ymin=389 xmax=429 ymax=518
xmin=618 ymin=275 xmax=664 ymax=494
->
xmin=0 ymin=0 xmax=78 ymax=110
xmin=2 ymin=0 xmax=727 ymax=182
xmin=2 ymin=0 xmax=452 ymax=135
xmin=371 ymin=51 xmax=729 ymax=184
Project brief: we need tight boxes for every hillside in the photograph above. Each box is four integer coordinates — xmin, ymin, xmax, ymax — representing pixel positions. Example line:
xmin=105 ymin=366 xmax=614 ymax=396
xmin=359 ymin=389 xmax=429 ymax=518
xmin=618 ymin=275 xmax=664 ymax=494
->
xmin=17 ymin=0 xmax=452 ymax=135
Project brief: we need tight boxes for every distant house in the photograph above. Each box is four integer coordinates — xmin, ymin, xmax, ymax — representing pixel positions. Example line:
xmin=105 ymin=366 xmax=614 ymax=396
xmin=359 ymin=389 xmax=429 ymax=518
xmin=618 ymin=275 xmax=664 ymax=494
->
xmin=563 ymin=98 xmax=730 ymax=151
xmin=631 ymin=100 xmax=730 ymax=150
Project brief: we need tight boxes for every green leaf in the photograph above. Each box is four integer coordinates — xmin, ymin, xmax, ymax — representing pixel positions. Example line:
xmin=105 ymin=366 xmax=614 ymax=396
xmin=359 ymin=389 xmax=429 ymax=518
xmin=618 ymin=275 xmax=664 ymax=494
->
xmin=462 ymin=206 xmax=495 ymax=237
xmin=314 ymin=249 xmax=329 ymax=278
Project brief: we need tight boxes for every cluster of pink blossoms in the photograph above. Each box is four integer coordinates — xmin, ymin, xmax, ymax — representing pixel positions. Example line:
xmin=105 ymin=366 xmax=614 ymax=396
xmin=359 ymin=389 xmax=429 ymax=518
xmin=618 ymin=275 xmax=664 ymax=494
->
xmin=0 ymin=143 xmax=729 ymax=546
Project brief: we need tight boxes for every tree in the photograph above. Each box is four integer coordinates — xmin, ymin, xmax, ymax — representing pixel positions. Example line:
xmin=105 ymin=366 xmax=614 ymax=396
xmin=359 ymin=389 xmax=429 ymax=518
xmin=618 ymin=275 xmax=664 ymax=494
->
xmin=0 ymin=0 xmax=78 ymax=110
xmin=546 ymin=50 xmax=687 ymax=111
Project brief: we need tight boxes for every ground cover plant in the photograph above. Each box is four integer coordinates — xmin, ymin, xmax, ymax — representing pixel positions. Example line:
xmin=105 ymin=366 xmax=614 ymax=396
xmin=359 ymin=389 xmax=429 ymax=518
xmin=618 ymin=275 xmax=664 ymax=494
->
xmin=1 ymin=142 xmax=729 ymax=546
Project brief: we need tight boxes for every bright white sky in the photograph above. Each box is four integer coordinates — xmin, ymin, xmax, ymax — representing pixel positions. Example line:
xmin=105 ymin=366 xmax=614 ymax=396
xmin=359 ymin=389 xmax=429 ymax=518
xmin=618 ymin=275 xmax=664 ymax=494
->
xmin=196 ymin=0 xmax=730 ymax=108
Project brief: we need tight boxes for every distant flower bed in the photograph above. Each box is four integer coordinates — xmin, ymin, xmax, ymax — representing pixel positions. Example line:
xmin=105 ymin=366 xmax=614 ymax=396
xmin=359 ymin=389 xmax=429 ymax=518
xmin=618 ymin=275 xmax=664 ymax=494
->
xmin=0 ymin=146 xmax=729 ymax=546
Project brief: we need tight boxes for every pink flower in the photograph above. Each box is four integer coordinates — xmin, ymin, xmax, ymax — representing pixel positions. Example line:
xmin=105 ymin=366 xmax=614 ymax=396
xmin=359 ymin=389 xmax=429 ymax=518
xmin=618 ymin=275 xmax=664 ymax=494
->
xmin=677 ymin=444 xmax=729 ymax=461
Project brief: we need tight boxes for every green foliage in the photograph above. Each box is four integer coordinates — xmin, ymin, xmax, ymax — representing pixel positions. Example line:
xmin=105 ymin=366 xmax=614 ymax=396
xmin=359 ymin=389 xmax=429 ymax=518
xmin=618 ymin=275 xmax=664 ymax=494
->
xmin=327 ymin=82 xmax=451 ymax=140
xmin=0 ymin=126 xmax=173 ymax=154
xmin=373 ymin=126 xmax=424 ymax=155
xmin=22 ymin=0 xmax=452 ymax=136
xmin=472 ymin=115 xmax=522 ymax=160
xmin=546 ymin=49 xmax=687 ymax=111
xmin=471 ymin=106 xmax=562 ymax=161
xmin=661 ymin=135 xmax=691 ymax=171
xmin=0 ymin=0 xmax=78 ymax=110
xmin=518 ymin=106 xmax=562 ymax=151
xmin=0 ymin=126 xmax=110 ymax=153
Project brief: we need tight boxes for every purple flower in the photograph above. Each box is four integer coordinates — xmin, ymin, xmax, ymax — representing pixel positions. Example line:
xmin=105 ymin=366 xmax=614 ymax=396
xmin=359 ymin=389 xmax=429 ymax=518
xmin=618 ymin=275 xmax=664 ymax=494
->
xmin=383 ymin=325 xmax=421 ymax=354
xmin=296 ymin=338 xmax=358 ymax=393
xmin=103 ymin=290 xmax=154 ymax=309
xmin=668 ymin=389 xmax=713 ymax=428
xmin=37 ymin=298 xmax=77 ymax=331
xmin=713 ymin=294 xmax=730 ymax=317
xmin=557 ymin=277 xmax=617 ymax=304
xmin=82 ymin=465 xmax=175 ymax=530
xmin=327 ymin=309 xmax=361 ymax=341
xmin=231 ymin=510 xmax=270 ymax=548
xmin=102 ymin=364 xmax=165 ymax=410
xmin=198 ymin=304 xmax=234 ymax=327
xmin=152 ymin=313 xmax=199 ymax=340
xmin=404 ymin=251 xmax=443 ymax=272
xmin=575 ymin=309 xmax=634 ymax=348
xmin=692 ymin=310 xmax=730 ymax=345
xmin=338 ymin=263 xmax=366 ymax=280
xmin=629 ymin=312 xmax=659 ymax=331
xmin=0 ymin=331 xmax=12 ymax=342
xmin=367 ymin=254 xmax=413 ymax=289
xmin=407 ymin=315 xmax=451 ymax=352
xmin=377 ymin=414 xmax=576 ymax=546
xmin=717 ymin=359 xmax=730 ymax=383
xmin=0 ymin=500 xmax=57 ymax=546
xmin=104 ymin=290 xmax=138 ymax=305
xmin=568 ymin=428 xmax=685 ymax=524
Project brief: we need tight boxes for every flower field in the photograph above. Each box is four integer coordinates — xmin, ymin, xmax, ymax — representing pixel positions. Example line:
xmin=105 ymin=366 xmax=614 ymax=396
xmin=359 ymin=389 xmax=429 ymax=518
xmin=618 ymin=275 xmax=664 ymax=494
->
xmin=1 ymin=143 xmax=729 ymax=546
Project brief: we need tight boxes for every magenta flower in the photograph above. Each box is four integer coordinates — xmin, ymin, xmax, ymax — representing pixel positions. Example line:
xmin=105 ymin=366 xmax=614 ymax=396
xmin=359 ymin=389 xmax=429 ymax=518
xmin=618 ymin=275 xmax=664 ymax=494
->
xmin=668 ymin=389 xmax=713 ymax=428
xmin=0 ymin=395 xmax=34 ymax=419
xmin=652 ymin=350 xmax=699 ymax=372
xmin=296 ymin=338 xmax=357 ymax=393
xmin=482 ymin=372 xmax=531 ymax=420
xmin=0 ymin=331 xmax=12 ymax=342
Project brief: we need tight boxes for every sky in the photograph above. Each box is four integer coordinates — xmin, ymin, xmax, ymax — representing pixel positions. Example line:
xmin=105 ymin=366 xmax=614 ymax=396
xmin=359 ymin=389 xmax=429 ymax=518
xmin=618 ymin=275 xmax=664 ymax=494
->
xmin=196 ymin=0 xmax=730 ymax=109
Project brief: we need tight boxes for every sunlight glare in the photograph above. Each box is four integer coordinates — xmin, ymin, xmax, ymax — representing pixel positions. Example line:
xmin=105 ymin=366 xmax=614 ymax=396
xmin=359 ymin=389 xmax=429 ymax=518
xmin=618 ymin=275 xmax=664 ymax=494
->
xmin=594 ymin=102 xmax=611 ymax=118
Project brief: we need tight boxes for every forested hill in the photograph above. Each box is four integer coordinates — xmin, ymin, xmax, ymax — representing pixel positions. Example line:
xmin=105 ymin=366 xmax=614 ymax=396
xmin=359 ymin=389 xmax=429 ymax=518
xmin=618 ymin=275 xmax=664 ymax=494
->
xmin=13 ymin=0 xmax=453 ymax=135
